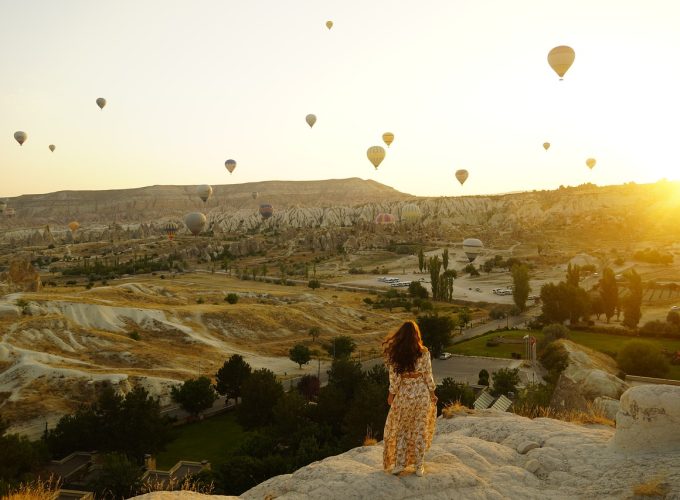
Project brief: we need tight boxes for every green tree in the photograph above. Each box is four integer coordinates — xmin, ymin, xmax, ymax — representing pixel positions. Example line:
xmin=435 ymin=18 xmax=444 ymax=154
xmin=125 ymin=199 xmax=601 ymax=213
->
xmin=308 ymin=326 xmax=321 ymax=343
xmin=417 ymin=247 xmax=425 ymax=273
xmin=457 ymin=307 xmax=471 ymax=333
xmin=408 ymin=281 xmax=429 ymax=299
xmin=591 ymin=295 xmax=605 ymax=320
xmin=491 ymin=368 xmax=520 ymax=397
xmin=171 ymin=377 xmax=218 ymax=417
xmin=271 ymin=391 xmax=310 ymax=447
xmin=88 ymin=453 xmax=142 ymax=500
xmin=482 ymin=260 xmax=494 ymax=274
xmin=297 ymin=374 xmax=320 ymax=401
xmin=0 ymin=418 xmax=48 ymax=495
xmin=341 ymin=380 xmax=389 ymax=447
xmin=308 ymin=279 xmax=321 ymax=290
xmin=511 ymin=264 xmax=531 ymax=312
xmin=416 ymin=314 xmax=456 ymax=357
xmin=215 ymin=354 xmax=252 ymax=405
xmin=464 ymin=263 xmax=480 ymax=276
xmin=429 ymin=255 xmax=442 ymax=300
xmin=622 ymin=269 xmax=643 ymax=329
xmin=617 ymin=340 xmax=670 ymax=378
xmin=477 ymin=369 xmax=489 ymax=386
xmin=541 ymin=282 xmax=590 ymax=325
xmin=435 ymin=378 xmax=475 ymax=413
xmin=565 ymin=263 xmax=580 ymax=287
xmin=327 ymin=359 xmax=365 ymax=402
xmin=441 ymin=270 xmax=457 ymax=301
xmin=325 ymin=336 xmax=357 ymax=359
xmin=289 ymin=344 xmax=312 ymax=368
xmin=225 ymin=293 xmax=238 ymax=304
xmin=238 ymin=369 xmax=284 ymax=429
xmin=442 ymin=248 xmax=449 ymax=270
xmin=539 ymin=342 xmax=569 ymax=385
xmin=599 ymin=267 xmax=619 ymax=323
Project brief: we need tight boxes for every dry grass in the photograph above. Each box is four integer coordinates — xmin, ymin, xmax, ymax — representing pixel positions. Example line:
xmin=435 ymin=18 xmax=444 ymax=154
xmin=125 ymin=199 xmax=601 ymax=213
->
xmin=363 ymin=426 xmax=378 ymax=446
xmin=513 ymin=402 xmax=615 ymax=427
xmin=442 ymin=401 xmax=475 ymax=419
xmin=139 ymin=474 xmax=214 ymax=495
xmin=632 ymin=476 xmax=667 ymax=497
xmin=3 ymin=477 xmax=60 ymax=500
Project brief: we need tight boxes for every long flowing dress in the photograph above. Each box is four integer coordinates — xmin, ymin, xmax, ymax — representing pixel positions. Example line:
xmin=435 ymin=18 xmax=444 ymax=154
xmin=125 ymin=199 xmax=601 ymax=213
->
xmin=383 ymin=349 xmax=437 ymax=472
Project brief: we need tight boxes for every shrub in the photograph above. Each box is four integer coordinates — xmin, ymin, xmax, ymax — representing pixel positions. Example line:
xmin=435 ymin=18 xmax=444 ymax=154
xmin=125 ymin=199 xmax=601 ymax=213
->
xmin=307 ymin=279 xmax=321 ymax=290
xmin=363 ymin=297 xmax=373 ymax=305
xmin=196 ymin=297 xmax=205 ymax=304
xmin=491 ymin=368 xmax=520 ymax=397
xmin=539 ymin=342 xmax=569 ymax=384
xmin=489 ymin=306 xmax=507 ymax=320
xmin=478 ymin=369 xmax=489 ymax=386
xmin=225 ymin=293 xmax=239 ymax=304
xmin=617 ymin=340 xmax=670 ymax=378
xmin=129 ymin=331 xmax=141 ymax=341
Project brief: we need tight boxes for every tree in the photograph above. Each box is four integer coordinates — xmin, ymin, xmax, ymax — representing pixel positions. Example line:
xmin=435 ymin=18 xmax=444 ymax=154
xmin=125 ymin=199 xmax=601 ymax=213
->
xmin=0 ymin=418 xmax=48 ymax=494
xmin=622 ymin=269 xmax=642 ymax=329
xmin=416 ymin=314 xmax=456 ymax=357
xmin=417 ymin=247 xmax=425 ymax=273
xmin=308 ymin=279 xmax=321 ymax=290
xmin=441 ymin=270 xmax=457 ymax=302
xmin=599 ymin=267 xmax=619 ymax=323
xmin=327 ymin=359 xmax=364 ymax=402
xmin=89 ymin=453 xmax=142 ymax=500
xmin=225 ymin=293 xmax=238 ymax=304
xmin=308 ymin=326 xmax=321 ymax=343
xmin=565 ymin=263 xmax=580 ymax=287
xmin=477 ymin=369 xmax=489 ymax=386
xmin=482 ymin=260 xmax=494 ymax=274
xmin=238 ymin=369 xmax=284 ymax=429
xmin=591 ymin=295 xmax=605 ymax=320
xmin=617 ymin=340 xmax=670 ymax=378
xmin=491 ymin=368 xmax=520 ymax=397
xmin=325 ymin=336 xmax=357 ymax=360
xmin=541 ymin=282 xmax=590 ymax=325
xmin=171 ymin=377 xmax=218 ymax=417
xmin=289 ymin=344 xmax=312 ymax=368
xmin=457 ymin=307 xmax=471 ymax=333
xmin=297 ymin=374 xmax=320 ymax=401
xmin=428 ymin=256 xmax=442 ymax=300
xmin=511 ymin=264 xmax=531 ymax=312
xmin=341 ymin=380 xmax=389 ymax=447
xmin=408 ymin=281 xmax=429 ymax=299
xmin=215 ymin=354 xmax=252 ymax=405
xmin=667 ymin=310 xmax=680 ymax=327
xmin=539 ymin=342 xmax=569 ymax=384
xmin=442 ymin=248 xmax=449 ymax=270
xmin=435 ymin=378 xmax=475 ymax=413
xmin=464 ymin=263 xmax=480 ymax=276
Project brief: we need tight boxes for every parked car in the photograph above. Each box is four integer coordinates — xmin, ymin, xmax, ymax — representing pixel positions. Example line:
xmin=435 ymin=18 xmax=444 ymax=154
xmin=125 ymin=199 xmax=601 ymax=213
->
xmin=439 ymin=352 xmax=452 ymax=360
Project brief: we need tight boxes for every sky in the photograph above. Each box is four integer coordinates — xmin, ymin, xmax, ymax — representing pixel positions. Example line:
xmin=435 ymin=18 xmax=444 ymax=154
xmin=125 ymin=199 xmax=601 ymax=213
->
xmin=1 ymin=0 xmax=679 ymax=198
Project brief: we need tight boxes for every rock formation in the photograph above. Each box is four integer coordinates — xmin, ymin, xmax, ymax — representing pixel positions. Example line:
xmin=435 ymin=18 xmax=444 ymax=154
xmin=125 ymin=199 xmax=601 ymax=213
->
xmin=0 ymin=255 xmax=42 ymax=292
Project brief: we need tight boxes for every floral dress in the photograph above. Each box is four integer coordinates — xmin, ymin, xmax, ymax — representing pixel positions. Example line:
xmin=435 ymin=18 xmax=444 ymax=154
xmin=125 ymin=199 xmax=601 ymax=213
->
xmin=383 ymin=349 xmax=437 ymax=472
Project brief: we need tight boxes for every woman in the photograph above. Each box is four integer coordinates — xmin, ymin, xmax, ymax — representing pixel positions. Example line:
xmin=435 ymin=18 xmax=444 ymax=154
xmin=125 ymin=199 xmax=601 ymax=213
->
xmin=382 ymin=320 xmax=437 ymax=476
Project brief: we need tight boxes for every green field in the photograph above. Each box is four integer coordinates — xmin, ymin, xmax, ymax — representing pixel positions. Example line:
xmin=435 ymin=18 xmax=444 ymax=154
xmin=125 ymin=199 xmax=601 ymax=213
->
xmin=156 ymin=411 xmax=252 ymax=469
xmin=448 ymin=329 xmax=680 ymax=380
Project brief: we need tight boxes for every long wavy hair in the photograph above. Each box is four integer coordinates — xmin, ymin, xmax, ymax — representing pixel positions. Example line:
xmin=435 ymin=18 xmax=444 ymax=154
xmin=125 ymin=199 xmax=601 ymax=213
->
xmin=382 ymin=320 xmax=426 ymax=374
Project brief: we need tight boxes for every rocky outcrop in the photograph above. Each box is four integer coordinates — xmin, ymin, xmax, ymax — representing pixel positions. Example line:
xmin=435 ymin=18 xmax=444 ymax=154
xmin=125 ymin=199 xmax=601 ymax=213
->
xmin=0 ymin=255 xmax=42 ymax=292
xmin=550 ymin=340 xmax=629 ymax=410
xmin=612 ymin=384 xmax=680 ymax=453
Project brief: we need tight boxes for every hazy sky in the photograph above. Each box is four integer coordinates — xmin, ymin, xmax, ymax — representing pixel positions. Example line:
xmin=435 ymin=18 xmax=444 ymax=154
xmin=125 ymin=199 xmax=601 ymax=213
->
xmin=1 ymin=0 xmax=679 ymax=198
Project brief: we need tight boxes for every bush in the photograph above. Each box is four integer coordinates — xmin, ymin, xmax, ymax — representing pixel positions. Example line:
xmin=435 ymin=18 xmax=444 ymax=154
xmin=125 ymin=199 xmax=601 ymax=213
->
xmin=489 ymin=306 xmax=507 ymax=320
xmin=129 ymin=331 xmax=141 ymax=341
xmin=196 ymin=297 xmax=205 ymax=304
xmin=491 ymin=368 xmax=520 ymax=397
xmin=478 ymin=369 xmax=489 ymax=386
xmin=225 ymin=293 xmax=239 ymax=304
xmin=308 ymin=279 xmax=321 ymax=290
xmin=539 ymin=342 xmax=569 ymax=384
xmin=617 ymin=340 xmax=670 ymax=378
xmin=363 ymin=297 xmax=373 ymax=305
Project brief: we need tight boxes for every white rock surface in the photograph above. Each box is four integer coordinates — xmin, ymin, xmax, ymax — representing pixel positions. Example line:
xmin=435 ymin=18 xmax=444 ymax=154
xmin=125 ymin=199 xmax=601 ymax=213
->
xmin=593 ymin=396 xmax=620 ymax=421
xmin=131 ymin=493 xmax=237 ymax=500
xmin=612 ymin=384 xmax=680 ymax=453
xmin=241 ymin=411 xmax=680 ymax=499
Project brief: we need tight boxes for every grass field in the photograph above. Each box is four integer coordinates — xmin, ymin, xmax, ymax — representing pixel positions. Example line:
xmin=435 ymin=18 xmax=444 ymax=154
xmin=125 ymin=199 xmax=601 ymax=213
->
xmin=156 ymin=411 xmax=252 ymax=469
xmin=448 ymin=329 xmax=680 ymax=380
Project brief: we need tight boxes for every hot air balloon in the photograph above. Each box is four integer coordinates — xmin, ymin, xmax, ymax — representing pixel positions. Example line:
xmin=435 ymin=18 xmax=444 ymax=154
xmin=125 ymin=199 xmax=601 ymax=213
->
xmin=401 ymin=203 xmax=421 ymax=223
xmin=547 ymin=46 xmax=575 ymax=80
xmin=5 ymin=208 xmax=16 ymax=218
xmin=462 ymin=238 xmax=483 ymax=262
xmin=0 ymin=201 xmax=6 ymax=214
xmin=251 ymin=192 xmax=259 ymax=200
xmin=164 ymin=221 xmax=178 ymax=240
xmin=96 ymin=98 xmax=107 ymax=110
xmin=14 ymin=131 xmax=27 ymax=146
xmin=543 ymin=142 xmax=550 ymax=151
xmin=367 ymin=146 xmax=386 ymax=170
xmin=306 ymin=114 xmax=317 ymax=128
xmin=49 ymin=144 xmax=56 ymax=152
xmin=375 ymin=213 xmax=396 ymax=224
xmin=586 ymin=158 xmax=596 ymax=169
xmin=68 ymin=221 xmax=80 ymax=236
xmin=382 ymin=132 xmax=394 ymax=147
xmin=184 ymin=212 xmax=207 ymax=236
xmin=197 ymin=184 xmax=213 ymax=203
xmin=259 ymin=204 xmax=274 ymax=219
xmin=225 ymin=159 xmax=236 ymax=174
xmin=455 ymin=169 xmax=469 ymax=186
xmin=326 ymin=20 xmax=333 ymax=30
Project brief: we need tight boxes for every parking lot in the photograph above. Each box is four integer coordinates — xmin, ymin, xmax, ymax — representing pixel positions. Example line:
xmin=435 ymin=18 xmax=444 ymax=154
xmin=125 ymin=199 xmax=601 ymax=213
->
xmin=432 ymin=354 xmax=540 ymax=386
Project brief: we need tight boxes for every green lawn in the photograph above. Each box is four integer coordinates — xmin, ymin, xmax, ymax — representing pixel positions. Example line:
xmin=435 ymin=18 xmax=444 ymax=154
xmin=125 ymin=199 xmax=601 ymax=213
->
xmin=449 ymin=329 xmax=680 ymax=380
xmin=156 ymin=411 xmax=252 ymax=469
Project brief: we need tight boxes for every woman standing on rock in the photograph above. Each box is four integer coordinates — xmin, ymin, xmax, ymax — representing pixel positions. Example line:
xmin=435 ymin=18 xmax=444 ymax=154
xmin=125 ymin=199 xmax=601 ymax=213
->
xmin=382 ymin=320 xmax=437 ymax=476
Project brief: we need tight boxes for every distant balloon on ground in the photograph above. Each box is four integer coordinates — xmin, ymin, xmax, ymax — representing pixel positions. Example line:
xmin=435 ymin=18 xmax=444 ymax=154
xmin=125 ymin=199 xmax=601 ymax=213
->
xmin=401 ymin=203 xmax=421 ymax=223
xmin=375 ymin=213 xmax=396 ymax=224
xmin=455 ymin=169 xmax=469 ymax=186
xmin=197 ymin=184 xmax=213 ymax=203
xmin=367 ymin=146 xmax=386 ymax=169
xmin=164 ymin=221 xmax=178 ymax=240
xmin=184 ymin=212 xmax=207 ymax=236
xmin=259 ymin=204 xmax=274 ymax=219
xmin=462 ymin=238 xmax=483 ymax=262
xmin=326 ymin=20 xmax=333 ymax=30
xmin=96 ymin=98 xmax=107 ymax=110
xmin=382 ymin=132 xmax=394 ymax=147
xmin=14 ymin=131 xmax=27 ymax=146
xmin=225 ymin=159 xmax=236 ymax=174
xmin=306 ymin=114 xmax=317 ymax=128
xmin=49 ymin=144 xmax=56 ymax=152
xmin=586 ymin=158 xmax=596 ymax=169
xmin=543 ymin=142 xmax=550 ymax=151
xmin=547 ymin=46 xmax=575 ymax=80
